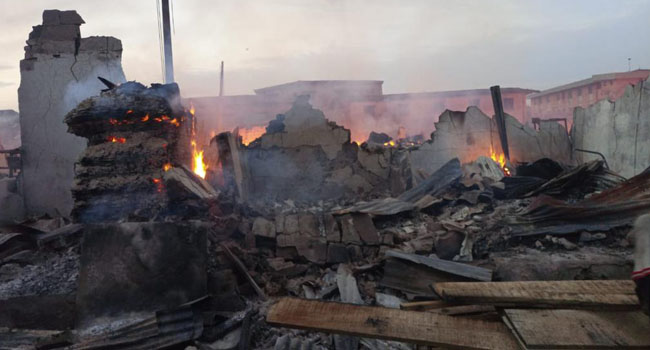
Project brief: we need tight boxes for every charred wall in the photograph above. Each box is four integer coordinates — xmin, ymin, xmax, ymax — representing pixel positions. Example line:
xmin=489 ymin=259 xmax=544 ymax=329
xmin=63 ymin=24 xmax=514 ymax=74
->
xmin=18 ymin=10 xmax=126 ymax=217
xmin=408 ymin=107 xmax=572 ymax=184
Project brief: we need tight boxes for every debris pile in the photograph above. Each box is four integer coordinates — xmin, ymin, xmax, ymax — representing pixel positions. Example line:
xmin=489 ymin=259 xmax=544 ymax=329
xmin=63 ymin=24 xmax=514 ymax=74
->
xmin=1 ymin=90 xmax=649 ymax=349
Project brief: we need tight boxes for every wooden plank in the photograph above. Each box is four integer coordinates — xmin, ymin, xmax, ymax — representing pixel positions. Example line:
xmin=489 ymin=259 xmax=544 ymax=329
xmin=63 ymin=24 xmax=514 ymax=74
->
xmin=386 ymin=250 xmax=492 ymax=282
xmin=267 ymin=298 xmax=520 ymax=350
xmin=400 ymin=300 xmax=454 ymax=311
xmin=220 ymin=243 xmax=266 ymax=300
xmin=504 ymin=309 xmax=650 ymax=349
xmin=428 ymin=304 xmax=496 ymax=316
xmin=433 ymin=280 xmax=639 ymax=309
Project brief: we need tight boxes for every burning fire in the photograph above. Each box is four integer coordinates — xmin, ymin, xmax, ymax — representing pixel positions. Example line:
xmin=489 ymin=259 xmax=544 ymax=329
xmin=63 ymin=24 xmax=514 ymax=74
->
xmin=107 ymin=136 xmax=126 ymax=143
xmin=238 ymin=125 xmax=266 ymax=146
xmin=163 ymin=163 xmax=172 ymax=171
xmin=383 ymin=140 xmax=396 ymax=147
xmin=490 ymin=146 xmax=511 ymax=176
xmin=152 ymin=177 xmax=164 ymax=193
xmin=192 ymin=141 xmax=207 ymax=179
xmin=189 ymin=103 xmax=208 ymax=179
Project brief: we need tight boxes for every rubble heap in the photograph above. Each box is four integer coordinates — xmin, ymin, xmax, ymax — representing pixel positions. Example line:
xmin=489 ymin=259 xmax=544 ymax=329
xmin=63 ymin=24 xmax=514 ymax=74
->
xmin=64 ymin=82 xmax=195 ymax=223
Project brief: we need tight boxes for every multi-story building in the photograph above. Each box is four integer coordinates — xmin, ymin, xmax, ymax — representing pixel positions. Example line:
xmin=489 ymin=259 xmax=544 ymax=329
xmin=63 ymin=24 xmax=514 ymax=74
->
xmin=528 ymin=69 xmax=650 ymax=121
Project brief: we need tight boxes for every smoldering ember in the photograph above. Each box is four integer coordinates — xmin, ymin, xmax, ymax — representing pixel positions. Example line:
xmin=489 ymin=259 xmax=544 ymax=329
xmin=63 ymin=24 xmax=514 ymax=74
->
xmin=2 ymin=4 xmax=650 ymax=350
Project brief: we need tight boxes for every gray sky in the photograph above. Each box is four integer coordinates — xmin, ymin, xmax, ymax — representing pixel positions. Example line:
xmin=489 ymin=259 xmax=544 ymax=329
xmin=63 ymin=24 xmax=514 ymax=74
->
xmin=1 ymin=0 xmax=649 ymax=110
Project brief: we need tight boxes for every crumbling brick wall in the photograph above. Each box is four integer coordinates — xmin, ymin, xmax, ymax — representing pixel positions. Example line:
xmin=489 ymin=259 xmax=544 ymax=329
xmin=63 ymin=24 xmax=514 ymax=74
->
xmin=18 ymin=10 xmax=126 ymax=217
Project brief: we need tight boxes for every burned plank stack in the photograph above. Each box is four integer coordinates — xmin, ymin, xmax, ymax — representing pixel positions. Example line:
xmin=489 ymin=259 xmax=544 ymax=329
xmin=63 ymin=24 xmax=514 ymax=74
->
xmin=64 ymin=81 xmax=193 ymax=223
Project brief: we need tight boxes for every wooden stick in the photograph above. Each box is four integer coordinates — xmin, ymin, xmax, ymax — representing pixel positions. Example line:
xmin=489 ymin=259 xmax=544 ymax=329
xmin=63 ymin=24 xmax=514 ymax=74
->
xmin=219 ymin=243 xmax=266 ymax=300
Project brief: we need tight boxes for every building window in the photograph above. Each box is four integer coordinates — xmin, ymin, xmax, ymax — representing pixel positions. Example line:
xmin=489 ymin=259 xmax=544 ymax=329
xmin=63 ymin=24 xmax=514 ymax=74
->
xmin=503 ymin=97 xmax=514 ymax=110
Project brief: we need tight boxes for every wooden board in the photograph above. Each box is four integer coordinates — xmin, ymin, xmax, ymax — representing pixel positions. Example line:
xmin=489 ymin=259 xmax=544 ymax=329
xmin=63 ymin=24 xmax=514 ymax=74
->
xmin=433 ymin=280 xmax=639 ymax=309
xmin=267 ymin=298 xmax=520 ymax=350
xmin=400 ymin=300 xmax=454 ymax=311
xmin=504 ymin=309 xmax=650 ymax=349
xmin=386 ymin=250 xmax=492 ymax=282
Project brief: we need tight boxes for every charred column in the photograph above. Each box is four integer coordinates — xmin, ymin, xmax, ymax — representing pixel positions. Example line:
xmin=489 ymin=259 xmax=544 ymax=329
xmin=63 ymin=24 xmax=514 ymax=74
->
xmin=64 ymin=82 xmax=191 ymax=223
xmin=490 ymin=85 xmax=510 ymax=161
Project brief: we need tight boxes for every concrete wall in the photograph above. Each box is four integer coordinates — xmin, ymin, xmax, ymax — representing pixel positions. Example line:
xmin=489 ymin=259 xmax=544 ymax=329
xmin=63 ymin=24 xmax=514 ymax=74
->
xmin=572 ymin=78 xmax=650 ymax=178
xmin=408 ymin=107 xmax=571 ymax=183
xmin=18 ymin=10 xmax=125 ymax=217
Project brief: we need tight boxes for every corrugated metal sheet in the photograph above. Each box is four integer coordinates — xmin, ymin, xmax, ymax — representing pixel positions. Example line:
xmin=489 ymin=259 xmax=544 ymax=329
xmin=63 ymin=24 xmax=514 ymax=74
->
xmin=510 ymin=167 xmax=650 ymax=236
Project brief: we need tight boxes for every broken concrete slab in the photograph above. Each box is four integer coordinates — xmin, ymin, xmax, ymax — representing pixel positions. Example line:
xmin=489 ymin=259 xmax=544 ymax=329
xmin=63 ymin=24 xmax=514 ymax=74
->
xmin=324 ymin=214 xmax=341 ymax=242
xmin=298 ymin=213 xmax=320 ymax=237
xmin=295 ymin=238 xmax=328 ymax=265
xmin=252 ymin=217 xmax=276 ymax=238
xmin=283 ymin=214 xmax=299 ymax=234
xmin=351 ymin=213 xmax=380 ymax=245
xmin=339 ymin=214 xmax=362 ymax=244
xmin=327 ymin=243 xmax=350 ymax=264
xmin=75 ymin=222 xmax=207 ymax=329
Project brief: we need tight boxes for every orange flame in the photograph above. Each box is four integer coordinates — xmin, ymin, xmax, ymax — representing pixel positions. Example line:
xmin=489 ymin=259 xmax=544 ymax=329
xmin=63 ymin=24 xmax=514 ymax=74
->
xmin=490 ymin=146 xmax=511 ymax=176
xmin=189 ymin=103 xmax=208 ymax=179
xmin=238 ymin=125 xmax=266 ymax=146
xmin=152 ymin=177 xmax=164 ymax=192
xmin=163 ymin=163 xmax=172 ymax=171
xmin=383 ymin=140 xmax=396 ymax=147
xmin=193 ymin=149 xmax=207 ymax=179
xmin=107 ymin=136 xmax=126 ymax=143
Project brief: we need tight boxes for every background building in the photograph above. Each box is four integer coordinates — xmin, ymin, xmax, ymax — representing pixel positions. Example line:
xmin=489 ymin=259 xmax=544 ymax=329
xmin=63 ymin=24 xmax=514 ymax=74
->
xmin=189 ymin=81 xmax=536 ymax=144
xmin=528 ymin=69 xmax=650 ymax=122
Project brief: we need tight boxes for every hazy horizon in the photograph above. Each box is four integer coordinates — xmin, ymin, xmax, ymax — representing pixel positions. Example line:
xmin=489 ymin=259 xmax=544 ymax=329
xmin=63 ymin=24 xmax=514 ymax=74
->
xmin=1 ymin=0 xmax=649 ymax=111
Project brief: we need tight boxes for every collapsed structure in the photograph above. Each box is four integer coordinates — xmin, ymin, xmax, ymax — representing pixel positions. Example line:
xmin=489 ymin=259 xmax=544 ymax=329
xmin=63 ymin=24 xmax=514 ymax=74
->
xmin=2 ymin=8 xmax=650 ymax=350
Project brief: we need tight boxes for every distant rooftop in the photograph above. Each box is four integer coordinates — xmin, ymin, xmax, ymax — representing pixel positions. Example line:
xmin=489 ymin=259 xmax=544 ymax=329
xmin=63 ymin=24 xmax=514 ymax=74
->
xmin=254 ymin=80 xmax=384 ymax=95
xmin=384 ymin=87 xmax=539 ymax=100
xmin=529 ymin=69 xmax=650 ymax=99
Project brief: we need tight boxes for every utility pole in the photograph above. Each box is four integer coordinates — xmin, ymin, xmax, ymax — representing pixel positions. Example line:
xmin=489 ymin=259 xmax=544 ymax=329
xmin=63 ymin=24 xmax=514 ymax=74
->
xmin=161 ymin=0 xmax=174 ymax=83
xmin=628 ymin=58 xmax=632 ymax=72
xmin=219 ymin=61 xmax=224 ymax=97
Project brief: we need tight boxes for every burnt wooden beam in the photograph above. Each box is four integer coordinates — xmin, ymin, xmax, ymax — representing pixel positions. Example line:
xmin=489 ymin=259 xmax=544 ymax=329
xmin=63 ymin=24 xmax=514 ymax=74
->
xmin=267 ymin=298 xmax=519 ymax=350
xmin=490 ymin=85 xmax=510 ymax=161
